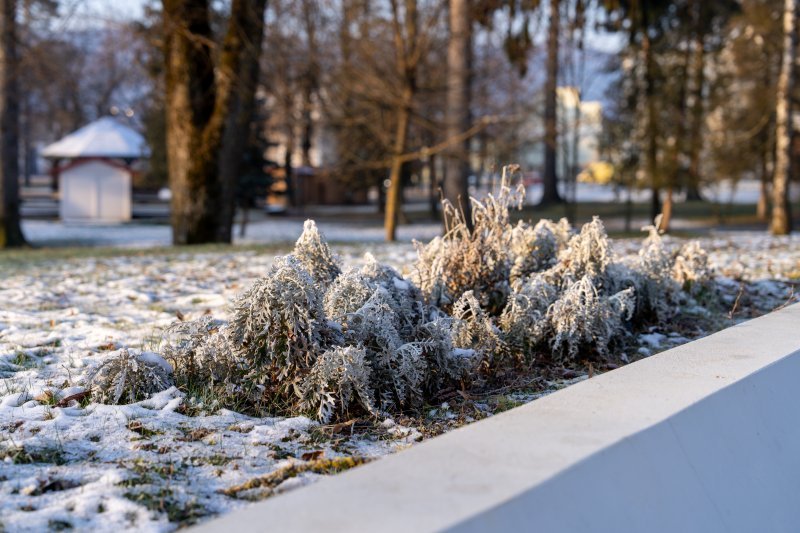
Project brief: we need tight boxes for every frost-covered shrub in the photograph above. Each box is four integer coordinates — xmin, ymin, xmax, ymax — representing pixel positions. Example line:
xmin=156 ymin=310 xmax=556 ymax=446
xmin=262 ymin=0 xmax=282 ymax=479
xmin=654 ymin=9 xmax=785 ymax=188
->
xmin=293 ymin=220 xmax=341 ymax=288
xmin=498 ymin=274 xmax=558 ymax=355
xmin=161 ymin=316 xmax=238 ymax=385
xmin=228 ymin=255 xmax=332 ymax=381
xmin=630 ymin=219 xmax=680 ymax=321
xmin=300 ymin=346 xmax=375 ymax=423
xmin=412 ymin=316 xmax=477 ymax=393
xmin=152 ymin=182 xmax=719 ymax=422
xmin=360 ymin=254 xmax=426 ymax=335
xmin=508 ymin=219 xmax=568 ymax=282
xmin=88 ymin=349 xmax=173 ymax=404
xmin=325 ymin=256 xmax=425 ymax=335
xmin=449 ymin=291 xmax=504 ymax=371
xmin=343 ymin=287 xmax=427 ymax=409
xmin=548 ymin=277 xmax=635 ymax=362
xmin=672 ymin=241 xmax=713 ymax=292
xmin=323 ymin=267 xmax=375 ymax=323
xmin=561 ymin=216 xmax=612 ymax=282
xmin=413 ymin=180 xmax=524 ymax=313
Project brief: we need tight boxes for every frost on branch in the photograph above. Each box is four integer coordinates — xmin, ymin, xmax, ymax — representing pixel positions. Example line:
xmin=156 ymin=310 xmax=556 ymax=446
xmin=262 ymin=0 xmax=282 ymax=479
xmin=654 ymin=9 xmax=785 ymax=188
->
xmin=548 ymin=277 xmax=635 ymax=362
xmin=293 ymin=220 xmax=341 ymax=288
xmin=413 ymin=179 xmax=525 ymax=313
xmin=228 ymin=255 xmax=332 ymax=382
xmin=300 ymin=346 xmax=375 ymax=423
xmin=561 ymin=217 xmax=613 ymax=282
xmin=88 ymin=349 xmax=173 ymax=404
xmin=672 ymin=241 xmax=712 ymax=293
xmin=161 ymin=316 xmax=239 ymax=386
xmin=499 ymin=274 xmax=558 ymax=356
xmin=344 ymin=287 xmax=427 ymax=410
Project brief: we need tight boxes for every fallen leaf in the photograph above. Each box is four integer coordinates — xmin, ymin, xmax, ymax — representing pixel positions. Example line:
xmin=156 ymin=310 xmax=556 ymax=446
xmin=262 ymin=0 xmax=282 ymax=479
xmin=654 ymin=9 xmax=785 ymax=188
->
xmin=301 ymin=450 xmax=324 ymax=461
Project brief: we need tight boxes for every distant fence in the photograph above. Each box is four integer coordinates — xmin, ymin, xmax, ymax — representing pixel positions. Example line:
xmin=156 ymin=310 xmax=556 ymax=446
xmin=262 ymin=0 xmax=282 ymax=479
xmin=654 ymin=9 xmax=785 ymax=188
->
xmin=194 ymin=303 xmax=800 ymax=533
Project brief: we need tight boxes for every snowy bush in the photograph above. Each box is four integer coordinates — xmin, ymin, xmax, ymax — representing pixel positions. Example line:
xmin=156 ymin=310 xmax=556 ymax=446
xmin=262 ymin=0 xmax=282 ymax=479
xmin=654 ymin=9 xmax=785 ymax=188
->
xmin=161 ymin=316 xmax=237 ymax=385
xmin=548 ymin=277 xmax=635 ymax=362
xmin=508 ymin=218 xmax=569 ymax=283
xmin=499 ymin=274 xmax=558 ymax=356
xmin=449 ymin=291 xmax=505 ymax=372
xmin=293 ymin=220 xmax=341 ymax=288
xmin=672 ymin=240 xmax=713 ymax=292
xmin=227 ymin=255 xmax=334 ymax=382
xmin=300 ymin=346 xmax=375 ymax=423
xmin=149 ymin=174 xmax=718 ymax=422
xmin=561 ymin=217 xmax=613 ymax=282
xmin=88 ymin=349 xmax=174 ymax=404
xmin=413 ymin=180 xmax=525 ymax=313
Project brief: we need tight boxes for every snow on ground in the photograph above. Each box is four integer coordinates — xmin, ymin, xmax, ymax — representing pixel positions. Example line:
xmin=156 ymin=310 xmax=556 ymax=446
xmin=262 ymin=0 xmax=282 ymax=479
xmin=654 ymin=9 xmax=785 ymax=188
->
xmin=20 ymin=219 xmax=445 ymax=249
xmin=1 ymin=233 xmax=799 ymax=531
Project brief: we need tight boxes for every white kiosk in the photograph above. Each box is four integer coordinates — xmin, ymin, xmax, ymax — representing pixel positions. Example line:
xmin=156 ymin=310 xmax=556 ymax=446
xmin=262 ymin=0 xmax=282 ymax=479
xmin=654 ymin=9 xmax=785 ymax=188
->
xmin=42 ymin=117 xmax=149 ymax=223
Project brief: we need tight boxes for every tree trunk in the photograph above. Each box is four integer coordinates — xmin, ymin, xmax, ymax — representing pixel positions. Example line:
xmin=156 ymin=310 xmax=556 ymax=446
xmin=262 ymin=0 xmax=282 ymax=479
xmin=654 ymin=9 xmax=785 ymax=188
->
xmin=642 ymin=29 xmax=661 ymax=223
xmin=757 ymin=147 xmax=770 ymax=220
xmin=443 ymin=0 xmax=473 ymax=229
xmin=284 ymin=140 xmax=295 ymax=207
xmin=661 ymin=187 xmax=674 ymax=232
xmin=540 ymin=0 xmax=563 ymax=206
xmin=300 ymin=0 xmax=317 ymax=169
xmin=771 ymin=0 xmax=797 ymax=236
xmin=662 ymin=46 xmax=692 ymax=233
xmin=385 ymin=89 xmax=412 ymax=242
xmin=163 ymin=0 xmax=267 ymax=245
xmin=0 ymin=0 xmax=24 ymax=248
xmin=427 ymin=153 xmax=440 ymax=219
xmin=686 ymin=26 xmax=705 ymax=201
xmin=217 ymin=0 xmax=267 ymax=241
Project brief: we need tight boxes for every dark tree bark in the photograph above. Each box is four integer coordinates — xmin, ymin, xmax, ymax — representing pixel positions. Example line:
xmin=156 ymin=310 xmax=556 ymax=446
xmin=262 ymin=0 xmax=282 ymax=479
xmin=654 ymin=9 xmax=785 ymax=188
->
xmin=771 ymin=0 xmax=797 ymax=235
xmin=300 ymin=0 xmax=318 ymax=168
xmin=0 ymin=0 xmax=24 ymax=248
xmin=686 ymin=32 xmax=705 ymax=202
xmin=540 ymin=0 xmax=563 ymax=206
xmin=163 ymin=0 xmax=267 ymax=245
xmin=642 ymin=27 xmax=661 ymax=223
xmin=662 ymin=45 xmax=692 ymax=233
xmin=443 ymin=0 xmax=473 ymax=230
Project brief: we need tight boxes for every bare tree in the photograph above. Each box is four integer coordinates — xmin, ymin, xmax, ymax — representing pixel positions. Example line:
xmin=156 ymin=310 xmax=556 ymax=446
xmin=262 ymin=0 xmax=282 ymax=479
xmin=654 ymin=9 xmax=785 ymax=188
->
xmin=540 ymin=0 xmax=563 ymax=206
xmin=385 ymin=0 xmax=419 ymax=241
xmin=771 ymin=0 xmax=796 ymax=235
xmin=162 ymin=0 xmax=267 ymax=244
xmin=442 ymin=0 xmax=472 ymax=228
xmin=0 ymin=0 xmax=24 ymax=248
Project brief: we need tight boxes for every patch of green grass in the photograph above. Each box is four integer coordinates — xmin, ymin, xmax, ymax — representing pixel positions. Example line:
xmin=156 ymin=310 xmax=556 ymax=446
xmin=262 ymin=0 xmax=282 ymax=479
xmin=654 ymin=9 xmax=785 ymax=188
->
xmin=186 ymin=454 xmax=235 ymax=467
xmin=123 ymin=488 xmax=209 ymax=525
xmin=127 ymin=420 xmax=163 ymax=439
xmin=267 ymin=444 xmax=292 ymax=460
xmin=47 ymin=520 xmax=72 ymax=531
xmin=10 ymin=351 xmax=39 ymax=370
xmin=0 ymin=242 xmax=286 ymax=271
xmin=0 ymin=445 xmax=65 ymax=465
xmin=493 ymin=396 xmax=526 ymax=413
xmin=117 ymin=476 xmax=151 ymax=488
xmin=127 ymin=459 xmax=182 ymax=479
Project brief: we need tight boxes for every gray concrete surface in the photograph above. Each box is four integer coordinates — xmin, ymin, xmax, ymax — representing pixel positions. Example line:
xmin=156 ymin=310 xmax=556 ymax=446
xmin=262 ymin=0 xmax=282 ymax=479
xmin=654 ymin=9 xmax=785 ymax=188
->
xmin=194 ymin=303 xmax=800 ymax=533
